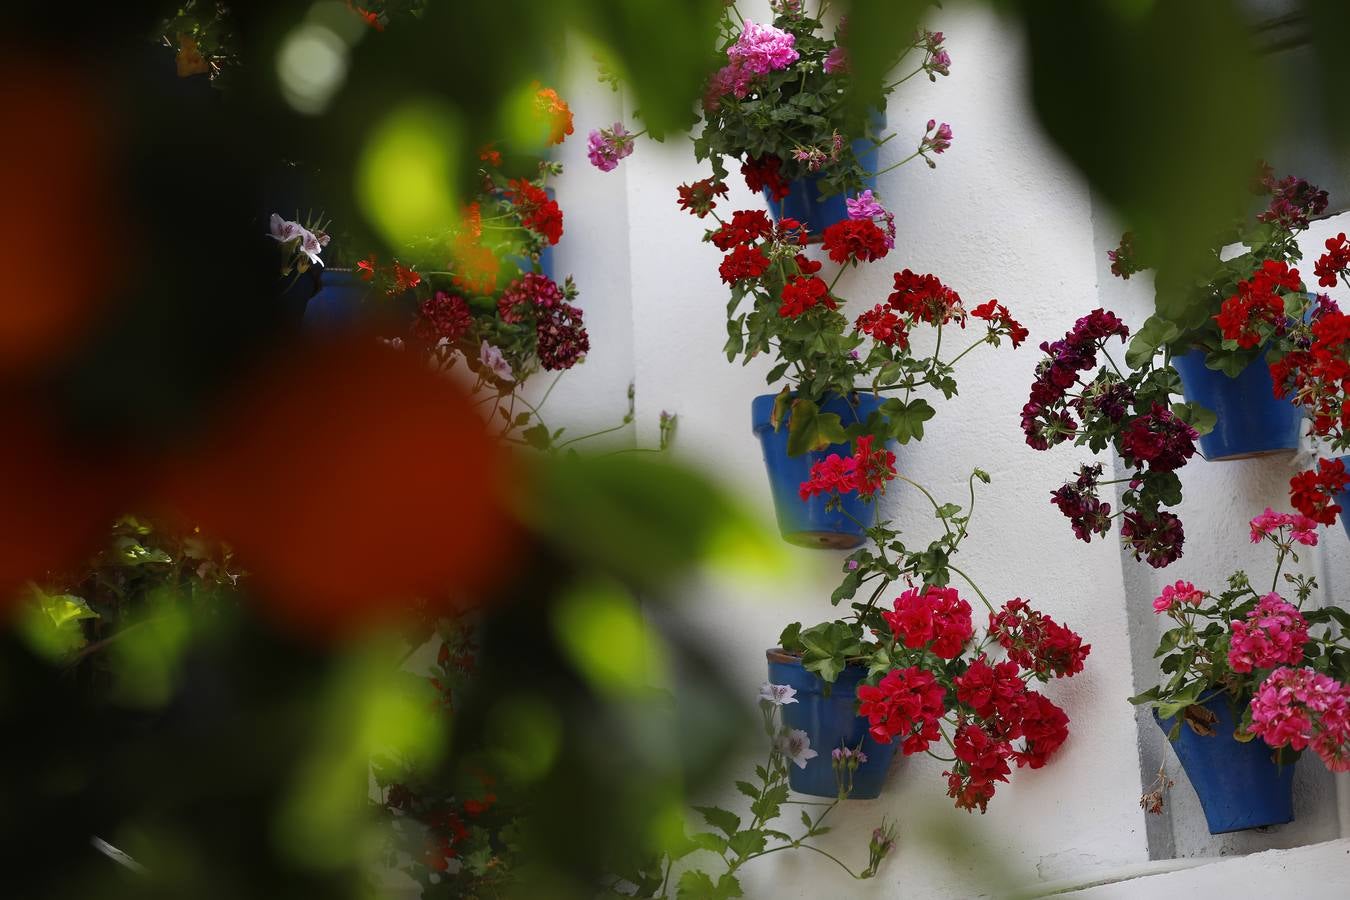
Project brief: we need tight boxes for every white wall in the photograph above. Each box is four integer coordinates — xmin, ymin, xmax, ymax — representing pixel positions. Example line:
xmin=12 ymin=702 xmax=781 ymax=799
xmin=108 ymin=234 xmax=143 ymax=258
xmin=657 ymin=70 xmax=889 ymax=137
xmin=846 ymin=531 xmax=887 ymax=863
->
xmin=549 ymin=2 xmax=1350 ymax=895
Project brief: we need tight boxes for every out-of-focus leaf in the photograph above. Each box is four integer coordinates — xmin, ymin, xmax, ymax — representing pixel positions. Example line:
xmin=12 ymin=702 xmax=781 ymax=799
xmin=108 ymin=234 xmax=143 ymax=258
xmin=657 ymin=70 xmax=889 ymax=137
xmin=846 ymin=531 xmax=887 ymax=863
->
xmin=17 ymin=586 xmax=97 ymax=659
xmin=567 ymin=0 xmax=724 ymax=139
xmin=1304 ymin=0 xmax=1350 ymax=149
xmin=840 ymin=0 xmax=930 ymax=116
xmin=524 ymin=454 xmax=775 ymax=590
xmin=1015 ymin=0 xmax=1275 ymax=291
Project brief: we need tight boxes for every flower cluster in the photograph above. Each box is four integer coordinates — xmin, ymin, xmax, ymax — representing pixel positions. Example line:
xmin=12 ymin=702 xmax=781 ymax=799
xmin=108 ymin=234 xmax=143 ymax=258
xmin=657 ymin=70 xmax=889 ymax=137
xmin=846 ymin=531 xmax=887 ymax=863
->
xmin=676 ymin=178 xmax=729 ymax=218
xmin=1049 ymin=464 xmax=1113 ymax=542
xmin=586 ymin=121 xmax=636 ymax=172
xmin=799 ymin=435 xmax=896 ymax=501
xmin=705 ymin=19 xmax=799 ymax=109
xmin=1288 ymin=457 xmax=1349 ymax=526
xmin=867 ymin=589 xmax=1081 ymax=813
xmin=988 ymin=599 xmax=1092 ymax=679
xmin=498 ymin=274 xmax=589 ymax=371
xmin=1227 ymin=593 xmax=1309 ymax=674
xmin=883 ymin=586 xmax=974 ymax=659
xmin=504 ymin=178 xmax=563 ymax=246
xmin=1249 ymin=507 xmax=1318 ymax=547
xmin=1255 ymin=167 xmax=1329 ymax=231
xmin=1213 ymin=259 xmax=1303 ymax=349
xmin=856 ymin=666 xmax=947 ymax=752
xmin=533 ymin=85 xmax=574 ymax=146
xmin=1021 ymin=308 xmax=1131 ymax=450
xmin=1025 ymin=308 xmax=1203 ymax=567
xmin=845 ymin=190 xmax=895 ymax=249
xmin=268 ymin=212 xmax=329 ymax=275
xmin=1151 ymin=580 xmax=1203 ymax=613
xmin=1249 ymin=667 xmax=1350 ymax=772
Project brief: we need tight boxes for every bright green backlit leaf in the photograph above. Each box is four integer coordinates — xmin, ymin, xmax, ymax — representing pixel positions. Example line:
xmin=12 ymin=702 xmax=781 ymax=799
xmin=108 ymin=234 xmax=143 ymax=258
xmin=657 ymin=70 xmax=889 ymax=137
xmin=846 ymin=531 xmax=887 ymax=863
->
xmin=275 ymin=639 xmax=446 ymax=870
xmin=17 ymin=585 xmax=98 ymax=659
xmin=552 ymin=581 xmax=666 ymax=696
xmin=357 ymin=99 xmax=462 ymax=247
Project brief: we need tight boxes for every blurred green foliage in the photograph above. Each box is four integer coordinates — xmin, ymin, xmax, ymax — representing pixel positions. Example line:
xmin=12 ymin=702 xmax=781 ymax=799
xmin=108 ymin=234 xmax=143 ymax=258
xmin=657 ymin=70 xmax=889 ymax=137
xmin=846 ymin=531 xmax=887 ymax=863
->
xmin=4 ymin=0 xmax=1348 ymax=897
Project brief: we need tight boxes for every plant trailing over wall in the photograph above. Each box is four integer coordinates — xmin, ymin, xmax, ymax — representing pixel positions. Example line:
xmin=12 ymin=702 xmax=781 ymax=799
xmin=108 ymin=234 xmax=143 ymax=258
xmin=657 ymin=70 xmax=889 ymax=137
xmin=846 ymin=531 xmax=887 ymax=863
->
xmin=778 ymin=445 xmax=1090 ymax=812
xmin=1131 ymin=508 xmax=1350 ymax=772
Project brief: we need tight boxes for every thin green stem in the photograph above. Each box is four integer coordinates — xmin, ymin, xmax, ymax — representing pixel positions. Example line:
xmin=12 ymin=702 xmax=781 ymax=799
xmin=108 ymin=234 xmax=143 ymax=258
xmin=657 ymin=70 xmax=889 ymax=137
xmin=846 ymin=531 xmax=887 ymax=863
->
xmin=948 ymin=564 xmax=996 ymax=613
xmin=870 ymin=150 xmax=921 ymax=178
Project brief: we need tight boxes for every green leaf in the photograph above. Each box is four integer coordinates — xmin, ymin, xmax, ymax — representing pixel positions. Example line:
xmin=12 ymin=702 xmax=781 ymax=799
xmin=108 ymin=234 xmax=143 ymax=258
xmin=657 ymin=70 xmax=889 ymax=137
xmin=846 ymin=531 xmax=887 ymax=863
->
xmin=727 ymin=829 xmax=766 ymax=859
xmin=830 ymin=568 xmax=862 ymax=606
xmin=778 ymin=621 xmax=803 ymax=652
xmin=880 ymin=398 xmax=935 ymax=444
xmin=734 ymin=780 xmax=760 ymax=802
xmin=677 ymin=871 xmax=718 ymax=900
xmin=1171 ymin=401 xmax=1217 ymax=436
xmin=1125 ymin=315 xmax=1180 ymax=369
xmin=770 ymin=386 xmax=792 ymax=432
xmin=690 ymin=832 xmax=728 ymax=855
xmin=522 ymin=423 xmax=552 ymax=450
xmin=693 ymin=805 xmax=740 ymax=838
xmin=785 ymin=399 xmax=847 ymax=456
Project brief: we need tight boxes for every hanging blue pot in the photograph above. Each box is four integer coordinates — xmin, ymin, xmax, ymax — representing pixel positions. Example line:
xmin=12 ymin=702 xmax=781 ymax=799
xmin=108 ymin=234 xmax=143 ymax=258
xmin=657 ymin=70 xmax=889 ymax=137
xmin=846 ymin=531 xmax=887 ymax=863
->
xmin=1172 ymin=348 xmax=1304 ymax=460
xmin=763 ymin=113 xmax=887 ymax=237
xmin=766 ymin=650 xmax=898 ymax=799
xmin=303 ymin=269 xmax=370 ymax=331
xmin=751 ymin=392 xmax=889 ymax=549
xmin=1154 ymin=694 xmax=1296 ymax=834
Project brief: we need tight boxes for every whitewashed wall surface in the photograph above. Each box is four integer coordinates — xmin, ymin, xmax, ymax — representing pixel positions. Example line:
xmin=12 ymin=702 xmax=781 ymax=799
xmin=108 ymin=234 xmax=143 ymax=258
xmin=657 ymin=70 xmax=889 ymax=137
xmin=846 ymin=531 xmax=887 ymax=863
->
xmin=534 ymin=1 xmax=1350 ymax=896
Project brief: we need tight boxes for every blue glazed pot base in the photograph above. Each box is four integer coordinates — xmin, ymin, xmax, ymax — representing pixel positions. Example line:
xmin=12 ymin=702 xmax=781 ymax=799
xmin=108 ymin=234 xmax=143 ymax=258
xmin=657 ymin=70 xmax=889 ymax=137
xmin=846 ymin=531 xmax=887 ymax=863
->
xmin=750 ymin=392 xmax=892 ymax=549
xmin=1155 ymin=695 xmax=1296 ymax=834
xmin=766 ymin=649 xmax=898 ymax=799
xmin=1173 ymin=348 xmax=1303 ymax=461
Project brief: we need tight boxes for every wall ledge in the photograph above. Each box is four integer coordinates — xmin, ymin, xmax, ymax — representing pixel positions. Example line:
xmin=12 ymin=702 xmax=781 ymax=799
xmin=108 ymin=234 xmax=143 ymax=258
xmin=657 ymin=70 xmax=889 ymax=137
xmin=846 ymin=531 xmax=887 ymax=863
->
xmin=1023 ymin=839 xmax=1350 ymax=898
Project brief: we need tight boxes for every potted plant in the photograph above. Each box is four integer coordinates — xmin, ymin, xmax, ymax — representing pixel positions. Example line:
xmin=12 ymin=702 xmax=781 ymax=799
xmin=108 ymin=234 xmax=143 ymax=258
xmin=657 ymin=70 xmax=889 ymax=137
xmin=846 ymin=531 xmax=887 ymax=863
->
xmin=1104 ymin=165 xmax=1328 ymax=461
xmin=1131 ymin=509 xmax=1350 ymax=833
xmin=675 ymin=183 xmax=1026 ymax=547
xmin=695 ymin=2 xmax=952 ymax=236
xmin=773 ymin=444 xmax=1090 ymax=807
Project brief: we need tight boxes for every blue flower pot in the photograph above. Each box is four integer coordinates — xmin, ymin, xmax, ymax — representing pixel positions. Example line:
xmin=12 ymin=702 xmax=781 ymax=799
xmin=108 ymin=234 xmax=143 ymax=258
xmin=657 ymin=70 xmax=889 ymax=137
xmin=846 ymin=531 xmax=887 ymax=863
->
xmin=303 ymin=269 xmax=370 ymax=331
xmin=1155 ymin=695 xmax=1296 ymax=834
xmin=1173 ymin=348 xmax=1304 ymax=461
xmin=751 ymin=392 xmax=889 ymax=549
xmin=763 ymin=113 xmax=886 ymax=237
xmin=767 ymin=650 xmax=898 ymax=799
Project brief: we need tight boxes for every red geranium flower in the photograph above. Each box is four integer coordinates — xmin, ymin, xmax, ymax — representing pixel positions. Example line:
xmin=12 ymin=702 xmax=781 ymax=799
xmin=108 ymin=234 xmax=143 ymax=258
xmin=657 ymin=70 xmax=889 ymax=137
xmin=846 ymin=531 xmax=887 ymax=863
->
xmin=1290 ymin=457 xmax=1349 ymax=525
xmin=506 ymin=179 xmax=564 ymax=245
xmin=778 ymin=274 xmax=833 ymax=317
xmin=741 ymin=154 xmax=790 ymax=200
xmin=971 ymin=299 xmax=1029 ymax=347
xmin=676 ymin=178 xmax=729 ymax=218
xmin=821 ymin=219 xmax=889 ymax=264
xmin=710 ymin=209 xmax=774 ymax=250
xmin=882 ymin=585 xmax=975 ymax=659
xmin=718 ymin=243 xmax=770 ymax=284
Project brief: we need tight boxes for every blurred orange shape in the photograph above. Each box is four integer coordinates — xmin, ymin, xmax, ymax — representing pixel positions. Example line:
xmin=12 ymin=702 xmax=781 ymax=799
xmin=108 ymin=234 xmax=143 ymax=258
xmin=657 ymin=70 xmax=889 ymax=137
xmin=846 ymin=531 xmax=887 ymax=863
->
xmin=159 ymin=337 xmax=516 ymax=637
xmin=0 ymin=60 xmax=118 ymax=378
xmin=0 ymin=397 xmax=132 ymax=609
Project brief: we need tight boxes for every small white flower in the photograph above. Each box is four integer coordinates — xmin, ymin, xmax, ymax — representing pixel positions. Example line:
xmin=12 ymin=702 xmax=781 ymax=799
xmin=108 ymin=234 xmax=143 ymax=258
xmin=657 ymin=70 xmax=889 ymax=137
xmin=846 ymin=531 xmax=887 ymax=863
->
xmin=268 ymin=213 xmax=305 ymax=244
xmin=777 ymin=729 xmax=818 ymax=770
xmin=298 ymin=228 xmax=326 ymax=266
xmin=759 ymin=682 xmax=798 ymax=706
xmin=479 ymin=341 xmax=514 ymax=381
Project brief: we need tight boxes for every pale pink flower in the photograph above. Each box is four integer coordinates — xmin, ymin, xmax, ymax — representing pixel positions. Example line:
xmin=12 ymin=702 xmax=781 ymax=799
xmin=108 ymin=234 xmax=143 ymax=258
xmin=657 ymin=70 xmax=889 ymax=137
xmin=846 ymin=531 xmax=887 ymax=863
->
xmin=776 ymin=728 xmax=819 ymax=769
xmin=1152 ymin=580 xmax=1204 ymax=613
xmin=759 ymin=682 xmax=798 ymax=706
xmin=479 ymin=341 xmax=513 ymax=381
